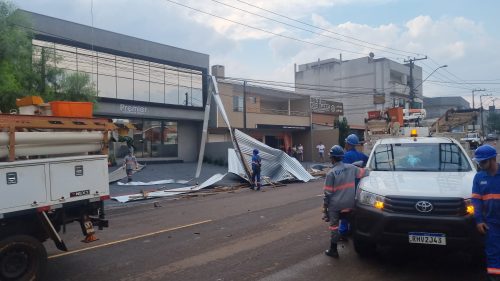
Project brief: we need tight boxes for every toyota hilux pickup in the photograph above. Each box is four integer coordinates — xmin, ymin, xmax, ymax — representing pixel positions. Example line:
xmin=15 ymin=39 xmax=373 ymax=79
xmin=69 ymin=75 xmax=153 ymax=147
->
xmin=353 ymin=136 xmax=480 ymax=256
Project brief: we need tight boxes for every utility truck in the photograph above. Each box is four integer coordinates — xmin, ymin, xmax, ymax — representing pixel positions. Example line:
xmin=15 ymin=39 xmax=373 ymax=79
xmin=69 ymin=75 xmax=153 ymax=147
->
xmin=0 ymin=112 xmax=113 ymax=281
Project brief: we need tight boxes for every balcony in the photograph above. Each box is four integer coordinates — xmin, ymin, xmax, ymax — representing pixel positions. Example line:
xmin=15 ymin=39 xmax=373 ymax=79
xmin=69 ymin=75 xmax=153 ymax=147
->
xmin=388 ymin=81 xmax=409 ymax=96
xmin=247 ymin=111 xmax=310 ymax=128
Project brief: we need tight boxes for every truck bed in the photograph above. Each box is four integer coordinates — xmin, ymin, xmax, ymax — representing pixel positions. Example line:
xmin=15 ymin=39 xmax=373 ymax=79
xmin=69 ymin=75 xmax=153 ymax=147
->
xmin=0 ymin=155 xmax=110 ymax=216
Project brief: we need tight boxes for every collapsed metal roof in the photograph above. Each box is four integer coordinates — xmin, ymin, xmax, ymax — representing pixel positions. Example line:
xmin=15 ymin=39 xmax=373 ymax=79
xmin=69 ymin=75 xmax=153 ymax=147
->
xmin=229 ymin=129 xmax=314 ymax=183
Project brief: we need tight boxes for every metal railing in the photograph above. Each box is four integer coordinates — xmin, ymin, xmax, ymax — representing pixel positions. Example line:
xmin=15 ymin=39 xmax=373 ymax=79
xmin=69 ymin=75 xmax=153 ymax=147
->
xmin=257 ymin=108 xmax=309 ymax=117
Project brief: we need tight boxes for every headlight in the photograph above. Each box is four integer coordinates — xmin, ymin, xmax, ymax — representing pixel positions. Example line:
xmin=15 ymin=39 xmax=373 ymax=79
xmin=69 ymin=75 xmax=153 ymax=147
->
xmin=464 ymin=199 xmax=474 ymax=215
xmin=358 ymin=190 xmax=385 ymax=209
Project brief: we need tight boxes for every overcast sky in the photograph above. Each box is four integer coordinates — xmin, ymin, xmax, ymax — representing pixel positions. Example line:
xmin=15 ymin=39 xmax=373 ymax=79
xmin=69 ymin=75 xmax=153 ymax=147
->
xmin=14 ymin=0 xmax=500 ymax=107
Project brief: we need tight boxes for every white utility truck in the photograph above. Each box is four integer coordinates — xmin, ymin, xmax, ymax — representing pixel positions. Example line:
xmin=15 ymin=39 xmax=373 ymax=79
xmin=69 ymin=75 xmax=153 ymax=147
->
xmin=0 ymin=114 xmax=113 ymax=281
xmin=353 ymin=133 xmax=480 ymax=256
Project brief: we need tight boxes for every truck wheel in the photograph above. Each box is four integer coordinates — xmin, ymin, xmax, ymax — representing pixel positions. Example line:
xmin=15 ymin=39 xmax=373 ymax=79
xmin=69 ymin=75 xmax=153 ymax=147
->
xmin=353 ymin=237 xmax=377 ymax=257
xmin=0 ymin=235 xmax=47 ymax=281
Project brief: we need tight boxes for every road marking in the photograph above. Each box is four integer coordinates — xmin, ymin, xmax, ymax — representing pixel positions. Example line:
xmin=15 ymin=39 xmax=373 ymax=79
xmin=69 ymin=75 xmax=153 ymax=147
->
xmin=48 ymin=219 xmax=213 ymax=259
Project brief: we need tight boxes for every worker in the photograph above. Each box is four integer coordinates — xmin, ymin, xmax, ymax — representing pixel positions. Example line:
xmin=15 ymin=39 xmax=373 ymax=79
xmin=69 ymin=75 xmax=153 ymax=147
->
xmin=471 ymin=144 xmax=500 ymax=280
xmin=343 ymin=134 xmax=369 ymax=167
xmin=123 ymin=151 xmax=138 ymax=182
xmin=250 ymin=149 xmax=262 ymax=191
xmin=323 ymin=145 xmax=369 ymax=258
xmin=339 ymin=134 xmax=369 ymax=238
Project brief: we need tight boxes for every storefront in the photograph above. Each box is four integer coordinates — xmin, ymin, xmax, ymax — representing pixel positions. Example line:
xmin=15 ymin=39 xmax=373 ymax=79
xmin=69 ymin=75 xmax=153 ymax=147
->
xmin=95 ymin=101 xmax=203 ymax=161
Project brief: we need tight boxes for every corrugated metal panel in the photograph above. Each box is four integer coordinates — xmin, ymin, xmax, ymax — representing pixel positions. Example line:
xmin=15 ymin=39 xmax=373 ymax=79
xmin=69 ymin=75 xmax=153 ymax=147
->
xmin=230 ymin=129 xmax=314 ymax=182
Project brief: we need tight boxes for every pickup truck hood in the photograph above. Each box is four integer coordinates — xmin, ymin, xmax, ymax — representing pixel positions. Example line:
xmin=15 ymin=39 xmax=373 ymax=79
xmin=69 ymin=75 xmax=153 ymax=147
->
xmin=359 ymin=170 xmax=475 ymax=199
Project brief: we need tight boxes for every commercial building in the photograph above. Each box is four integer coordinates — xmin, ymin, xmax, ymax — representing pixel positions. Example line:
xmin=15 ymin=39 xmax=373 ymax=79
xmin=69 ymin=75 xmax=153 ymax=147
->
xmin=295 ymin=56 xmax=423 ymax=127
xmin=423 ymin=96 xmax=470 ymax=119
xmin=22 ymin=10 xmax=209 ymax=162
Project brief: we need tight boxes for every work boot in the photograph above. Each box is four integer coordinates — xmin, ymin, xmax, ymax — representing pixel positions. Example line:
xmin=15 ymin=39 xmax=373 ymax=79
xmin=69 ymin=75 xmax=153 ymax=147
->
xmin=249 ymin=186 xmax=255 ymax=190
xmin=338 ymin=235 xmax=349 ymax=242
xmin=325 ymin=242 xmax=339 ymax=258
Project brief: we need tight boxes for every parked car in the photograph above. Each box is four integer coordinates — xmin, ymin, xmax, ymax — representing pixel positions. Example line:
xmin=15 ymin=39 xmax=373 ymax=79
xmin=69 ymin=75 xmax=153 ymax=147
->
xmin=486 ymin=133 xmax=498 ymax=141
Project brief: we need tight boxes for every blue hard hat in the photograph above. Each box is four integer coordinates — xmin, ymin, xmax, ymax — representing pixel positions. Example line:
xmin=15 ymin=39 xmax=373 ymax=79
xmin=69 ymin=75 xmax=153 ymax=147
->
xmin=345 ymin=134 xmax=360 ymax=146
xmin=473 ymin=145 xmax=497 ymax=162
xmin=329 ymin=145 xmax=344 ymax=157
xmin=253 ymin=149 xmax=259 ymax=155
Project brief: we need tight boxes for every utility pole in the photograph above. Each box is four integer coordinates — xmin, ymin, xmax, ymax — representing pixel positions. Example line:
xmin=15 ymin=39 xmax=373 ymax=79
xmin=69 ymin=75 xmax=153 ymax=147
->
xmin=243 ymin=80 xmax=247 ymax=129
xmin=404 ymin=56 xmax=427 ymax=109
xmin=471 ymin=88 xmax=485 ymax=131
xmin=480 ymin=93 xmax=492 ymax=137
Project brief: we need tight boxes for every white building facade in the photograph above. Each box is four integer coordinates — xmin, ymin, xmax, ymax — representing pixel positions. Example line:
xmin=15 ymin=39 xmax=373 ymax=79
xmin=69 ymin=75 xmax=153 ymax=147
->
xmin=295 ymin=56 xmax=423 ymax=127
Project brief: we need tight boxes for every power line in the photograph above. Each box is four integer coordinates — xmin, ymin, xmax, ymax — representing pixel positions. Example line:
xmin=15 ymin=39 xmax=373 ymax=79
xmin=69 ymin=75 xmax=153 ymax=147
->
xmin=233 ymin=0 xmax=422 ymax=57
xmin=163 ymin=0 xmax=373 ymax=57
xmin=210 ymin=0 xmax=407 ymax=59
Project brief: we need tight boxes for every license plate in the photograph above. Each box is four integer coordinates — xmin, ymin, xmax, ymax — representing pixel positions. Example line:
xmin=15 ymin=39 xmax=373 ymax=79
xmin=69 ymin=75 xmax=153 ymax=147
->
xmin=408 ymin=232 xmax=446 ymax=245
xmin=70 ymin=190 xmax=90 ymax=198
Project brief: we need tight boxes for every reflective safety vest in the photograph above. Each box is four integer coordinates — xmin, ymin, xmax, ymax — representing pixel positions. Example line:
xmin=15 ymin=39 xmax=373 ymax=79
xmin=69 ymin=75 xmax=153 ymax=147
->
xmin=323 ymin=161 xmax=368 ymax=211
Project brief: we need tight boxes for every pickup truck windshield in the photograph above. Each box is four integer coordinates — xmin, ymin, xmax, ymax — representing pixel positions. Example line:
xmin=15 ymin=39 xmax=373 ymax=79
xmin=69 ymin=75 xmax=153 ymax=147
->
xmin=466 ymin=133 xmax=477 ymax=138
xmin=370 ymin=143 xmax=472 ymax=172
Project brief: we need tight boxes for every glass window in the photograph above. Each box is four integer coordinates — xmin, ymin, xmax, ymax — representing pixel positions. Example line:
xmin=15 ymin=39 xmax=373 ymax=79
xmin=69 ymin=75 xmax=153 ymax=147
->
xmin=98 ymin=74 xmax=116 ymax=98
xmin=97 ymin=52 xmax=115 ymax=76
xmin=77 ymin=48 xmax=97 ymax=74
xmin=164 ymin=122 xmax=178 ymax=144
xmin=134 ymin=80 xmax=149 ymax=102
xmin=191 ymin=88 xmax=203 ymax=107
xmin=117 ymin=78 xmax=133 ymax=100
xmin=165 ymin=69 xmax=179 ymax=105
xmin=191 ymin=73 xmax=203 ymax=107
xmin=150 ymin=63 xmax=164 ymax=84
xmin=55 ymin=44 xmax=77 ymax=71
xmin=116 ymin=57 xmax=133 ymax=79
xmin=179 ymin=70 xmax=192 ymax=106
xmin=150 ymin=82 xmax=164 ymax=104
xmin=370 ymin=143 xmax=471 ymax=172
xmin=165 ymin=84 xmax=179 ymax=105
xmin=32 ymin=39 xmax=54 ymax=48
xmin=233 ymin=96 xmax=243 ymax=112
xmin=133 ymin=59 xmax=149 ymax=82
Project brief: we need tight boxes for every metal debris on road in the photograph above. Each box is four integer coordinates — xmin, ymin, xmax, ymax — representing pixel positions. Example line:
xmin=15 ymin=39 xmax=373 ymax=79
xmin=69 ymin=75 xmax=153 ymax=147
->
xmin=117 ymin=179 xmax=191 ymax=186
xmin=111 ymin=173 xmax=227 ymax=203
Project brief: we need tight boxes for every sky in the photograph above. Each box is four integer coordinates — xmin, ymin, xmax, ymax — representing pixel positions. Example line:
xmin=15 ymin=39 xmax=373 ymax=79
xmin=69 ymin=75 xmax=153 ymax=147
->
xmin=13 ymin=0 xmax=500 ymax=108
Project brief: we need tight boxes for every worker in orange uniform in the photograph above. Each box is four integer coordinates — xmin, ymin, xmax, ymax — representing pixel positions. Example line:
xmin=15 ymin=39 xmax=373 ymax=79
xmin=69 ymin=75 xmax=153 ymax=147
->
xmin=322 ymin=145 xmax=369 ymax=258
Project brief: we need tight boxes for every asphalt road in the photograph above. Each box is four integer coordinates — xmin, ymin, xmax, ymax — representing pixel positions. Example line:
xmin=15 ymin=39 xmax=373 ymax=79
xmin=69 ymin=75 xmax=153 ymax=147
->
xmin=44 ymin=180 xmax=484 ymax=281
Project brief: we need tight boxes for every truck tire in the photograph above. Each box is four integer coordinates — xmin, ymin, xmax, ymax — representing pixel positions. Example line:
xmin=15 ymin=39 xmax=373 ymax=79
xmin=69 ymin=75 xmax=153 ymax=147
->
xmin=353 ymin=237 xmax=377 ymax=258
xmin=0 ymin=235 xmax=47 ymax=281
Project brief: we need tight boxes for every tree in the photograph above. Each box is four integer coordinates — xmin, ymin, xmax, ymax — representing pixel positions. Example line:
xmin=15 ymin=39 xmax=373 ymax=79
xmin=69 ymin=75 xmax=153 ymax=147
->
xmin=57 ymin=72 xmax=97 ymax=103
xmin=0 ymin=0 xmax=98 ymax=113
xmin=0 ymin=0 xmax=35 ymax=112
xmin=337 ymin=117 xmax=350 ymax=147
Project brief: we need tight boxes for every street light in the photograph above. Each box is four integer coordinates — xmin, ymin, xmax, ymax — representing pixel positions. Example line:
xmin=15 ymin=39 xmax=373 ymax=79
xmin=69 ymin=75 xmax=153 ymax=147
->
xmin=413 ymin=65 xmax=448 ymax=90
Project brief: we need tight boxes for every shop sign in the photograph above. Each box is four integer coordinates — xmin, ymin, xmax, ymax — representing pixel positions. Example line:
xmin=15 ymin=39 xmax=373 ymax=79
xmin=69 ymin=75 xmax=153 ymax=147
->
xmin=257 ymin=124 xmax=308 ymax=130
xmin=310 ymin=98 xmax=343 ymax=116
xmin=119 ymin=104 xmax=148 ymax=115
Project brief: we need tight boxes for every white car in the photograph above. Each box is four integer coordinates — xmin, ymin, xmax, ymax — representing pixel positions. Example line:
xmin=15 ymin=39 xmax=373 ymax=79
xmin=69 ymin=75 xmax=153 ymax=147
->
xmin=353 ymin=136 xmax=481 ymax=255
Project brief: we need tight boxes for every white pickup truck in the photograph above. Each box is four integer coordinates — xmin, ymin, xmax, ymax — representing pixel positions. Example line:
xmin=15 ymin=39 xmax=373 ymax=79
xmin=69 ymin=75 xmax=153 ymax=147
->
xmin=460 ymin=132 xmax=483 ymax=150
xmin=353 ymin=136 xmax=480 ymax=256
